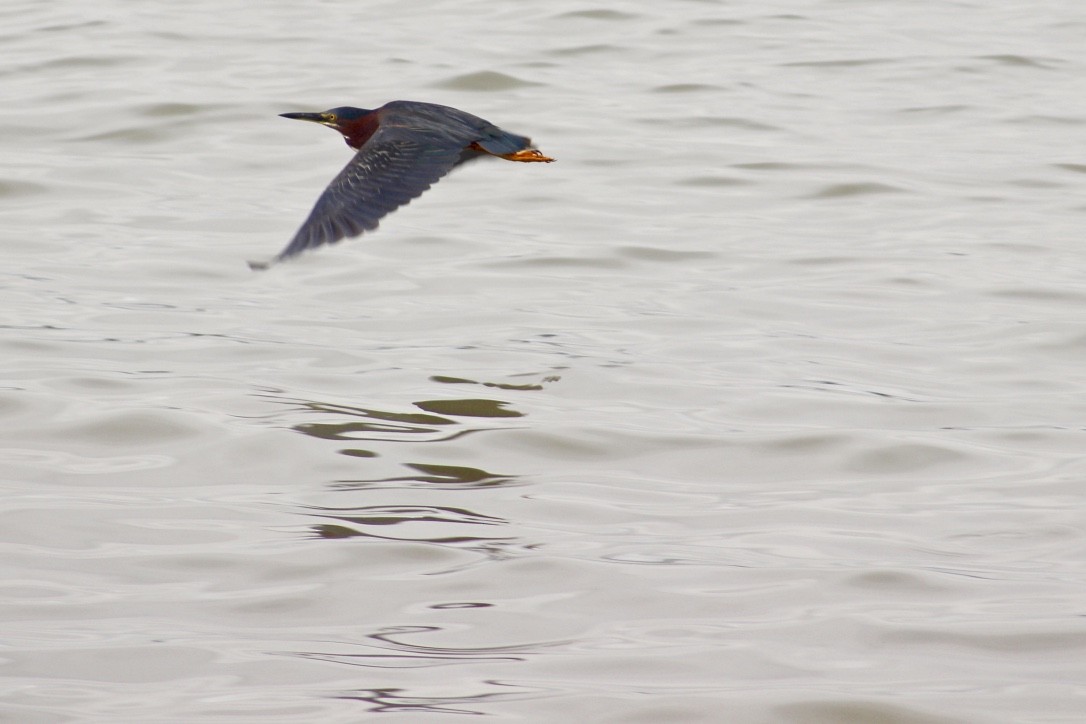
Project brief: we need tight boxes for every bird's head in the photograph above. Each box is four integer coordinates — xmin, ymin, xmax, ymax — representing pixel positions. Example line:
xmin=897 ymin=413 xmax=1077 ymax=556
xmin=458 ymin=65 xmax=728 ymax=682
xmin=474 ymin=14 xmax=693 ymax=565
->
xmin=280 ymin=106 xmax=371 ymax=131
xmin=280 ymin=106 xmax=376 ymax=150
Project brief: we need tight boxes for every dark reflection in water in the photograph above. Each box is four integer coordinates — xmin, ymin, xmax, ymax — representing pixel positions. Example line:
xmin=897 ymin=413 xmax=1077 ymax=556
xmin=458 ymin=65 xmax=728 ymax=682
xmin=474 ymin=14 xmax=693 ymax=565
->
xmin=307 ymin=504 xmax=506 ymax=528
xmin=265 ymin=384 xmax=539 ymax=556
xmin=264 ymin=394 xmax=528 ymax=445
xmin=338 ymin=448 xmax=378 ymax=458
xmin=332 ymin=462 xmax=522 ymax=491
xmin=333 ymin=683 xmax=548 ymax=715
xmin=308 ymin=521 xmax=532 ymax=564
xmin=298 ymin=647 xmax=519 ymax=669
xmin=302 ymin=503 xmax=534 ymax=562
xmin=310 ymin=524 xmax=513 ymax=544
xmin=306 ymin=503 xmax=519 ymax=551
xmin=431 ymin=373 xmax=561 ymax=391
xmin=298 ymin=419 xmax=452 ymax=441
xmin=309 ymin=523 xmax=533 ymax=563
xmin=261 ymin=392 xmax=530 ymax=489
xmin=289 ymin=625 xmax=574 ymax=676
xmin=292 ymin=401 xmax=455 ymax=442
xmin=414 ymin=398 xmax=524 ymax=418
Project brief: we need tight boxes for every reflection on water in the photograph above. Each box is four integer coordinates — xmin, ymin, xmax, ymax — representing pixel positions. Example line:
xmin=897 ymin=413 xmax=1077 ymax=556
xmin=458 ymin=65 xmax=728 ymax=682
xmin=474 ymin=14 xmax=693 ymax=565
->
xmin=278 ymin=398 xmax=454 ymax=435
xmin=271 ymin=384 xmax=540 ymax=445
xmin=334 ymin=684 xmax=547 ymax=716
xmin=331 ymin=462 xmax=522 ymax=490
xmin=293 ymin=628 xmax=571 ymax=713
xmin=307 ymin=504 xmax=506 ymax=528
xmin=296 ymin=624 xmax=572 ymax=669
xmin=307 ymin=504 xmax=510 ymax=547
xmin=270 ymin=396 xmax=524 ymax=447
xmin=297 ymin=413 xmax=455 ymax=442
xmin=431 ymin=374 xmax=560 ymax=391
xmin=414 ymin=398 xmax=524 ymax=418
xmin=278 ymin=388 xmax=534 ymax=558
xmin=265 ymin=394 xmax=529 ymax=490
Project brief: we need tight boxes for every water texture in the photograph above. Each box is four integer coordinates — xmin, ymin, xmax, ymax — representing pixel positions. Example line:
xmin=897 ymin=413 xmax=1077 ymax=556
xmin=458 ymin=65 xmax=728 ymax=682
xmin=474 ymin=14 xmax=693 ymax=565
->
xmin=2 ymin=0 xmax=1085 ymax=721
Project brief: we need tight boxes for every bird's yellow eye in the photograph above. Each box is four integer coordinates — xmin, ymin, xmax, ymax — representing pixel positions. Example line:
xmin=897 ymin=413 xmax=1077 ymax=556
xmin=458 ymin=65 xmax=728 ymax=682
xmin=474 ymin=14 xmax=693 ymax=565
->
xmin=323 ymin=113 xmax=337 ymax=123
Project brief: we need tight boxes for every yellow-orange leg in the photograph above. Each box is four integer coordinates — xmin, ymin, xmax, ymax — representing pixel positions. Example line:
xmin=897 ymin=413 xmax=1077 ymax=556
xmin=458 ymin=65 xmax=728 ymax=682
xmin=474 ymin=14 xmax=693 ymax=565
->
xmin=501 ymin=148 xmax=555 ymax=163
xmin=469 ymin=142 xmax=554 ymax=162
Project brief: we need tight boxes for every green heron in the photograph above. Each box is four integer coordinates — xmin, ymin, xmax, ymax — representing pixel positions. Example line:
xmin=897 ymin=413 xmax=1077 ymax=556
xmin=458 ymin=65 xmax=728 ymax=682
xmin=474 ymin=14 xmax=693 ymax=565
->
xmin=252 ymin=100 xmax=553 ymax=268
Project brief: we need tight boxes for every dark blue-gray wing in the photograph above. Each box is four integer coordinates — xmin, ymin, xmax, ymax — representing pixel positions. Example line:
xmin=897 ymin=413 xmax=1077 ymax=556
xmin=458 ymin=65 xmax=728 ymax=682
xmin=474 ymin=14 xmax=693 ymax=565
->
xmin=272 ymin=125 xmax=466 ymax=263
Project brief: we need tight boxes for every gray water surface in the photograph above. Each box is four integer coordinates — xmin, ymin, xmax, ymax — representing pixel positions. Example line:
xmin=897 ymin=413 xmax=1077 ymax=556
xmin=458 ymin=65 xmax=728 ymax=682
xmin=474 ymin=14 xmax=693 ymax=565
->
xmin=3 ymin=1 xmax=1085 ymax=721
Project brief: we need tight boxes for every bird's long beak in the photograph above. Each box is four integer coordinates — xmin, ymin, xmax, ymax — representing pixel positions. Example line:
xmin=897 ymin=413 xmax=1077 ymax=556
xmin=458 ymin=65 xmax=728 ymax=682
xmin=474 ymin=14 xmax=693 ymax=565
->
xmin=279 ymin=112 xmax=327 ymax=124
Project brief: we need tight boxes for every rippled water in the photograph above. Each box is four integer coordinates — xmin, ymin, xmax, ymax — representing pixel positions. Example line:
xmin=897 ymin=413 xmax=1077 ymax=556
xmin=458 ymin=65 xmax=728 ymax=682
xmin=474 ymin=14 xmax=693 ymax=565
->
xmin=3 ymin=1 xmax=1086 ymax=721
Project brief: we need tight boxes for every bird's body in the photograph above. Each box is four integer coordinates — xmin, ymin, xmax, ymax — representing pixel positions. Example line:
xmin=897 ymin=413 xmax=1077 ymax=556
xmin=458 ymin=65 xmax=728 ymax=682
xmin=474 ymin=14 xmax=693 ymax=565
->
xmin=252 ymin=100 xmax=552 ymax=268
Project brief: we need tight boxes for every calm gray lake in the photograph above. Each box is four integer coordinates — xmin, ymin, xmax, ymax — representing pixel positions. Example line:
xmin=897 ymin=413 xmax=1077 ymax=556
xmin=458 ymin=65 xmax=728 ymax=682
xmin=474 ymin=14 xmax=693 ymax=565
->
xmin=3 ymin=0 xmax=1085 ymax=721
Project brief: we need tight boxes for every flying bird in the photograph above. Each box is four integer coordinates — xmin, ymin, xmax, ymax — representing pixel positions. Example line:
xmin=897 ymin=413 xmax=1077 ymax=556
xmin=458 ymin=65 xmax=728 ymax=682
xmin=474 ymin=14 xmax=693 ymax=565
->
xmin=251 ymin=100 xmax=553 ymax=269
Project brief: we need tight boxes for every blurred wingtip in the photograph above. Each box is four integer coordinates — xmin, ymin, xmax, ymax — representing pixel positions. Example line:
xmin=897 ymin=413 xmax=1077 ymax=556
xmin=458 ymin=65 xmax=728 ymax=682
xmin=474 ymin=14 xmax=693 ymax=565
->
xmin=247 ymin=258 xmax=273 ymax=271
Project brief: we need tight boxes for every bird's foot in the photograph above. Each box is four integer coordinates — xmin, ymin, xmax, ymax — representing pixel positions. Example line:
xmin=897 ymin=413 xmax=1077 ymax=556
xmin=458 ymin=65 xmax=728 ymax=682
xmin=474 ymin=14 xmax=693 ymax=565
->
xmin=501 ymin=149 xmax=555 ymax=163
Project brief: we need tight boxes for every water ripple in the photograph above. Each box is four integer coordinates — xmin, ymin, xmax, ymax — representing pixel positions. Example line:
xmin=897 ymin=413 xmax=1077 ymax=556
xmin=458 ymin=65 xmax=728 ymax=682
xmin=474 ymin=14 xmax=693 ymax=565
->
xmin=432 ymin=70 xmax=542 ymax=91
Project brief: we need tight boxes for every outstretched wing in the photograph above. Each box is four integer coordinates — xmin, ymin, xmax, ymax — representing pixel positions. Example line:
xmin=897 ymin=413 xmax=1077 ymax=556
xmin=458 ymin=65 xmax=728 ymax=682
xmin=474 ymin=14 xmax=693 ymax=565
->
xmin=271 ymin=124 xmax=467 ymax=263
